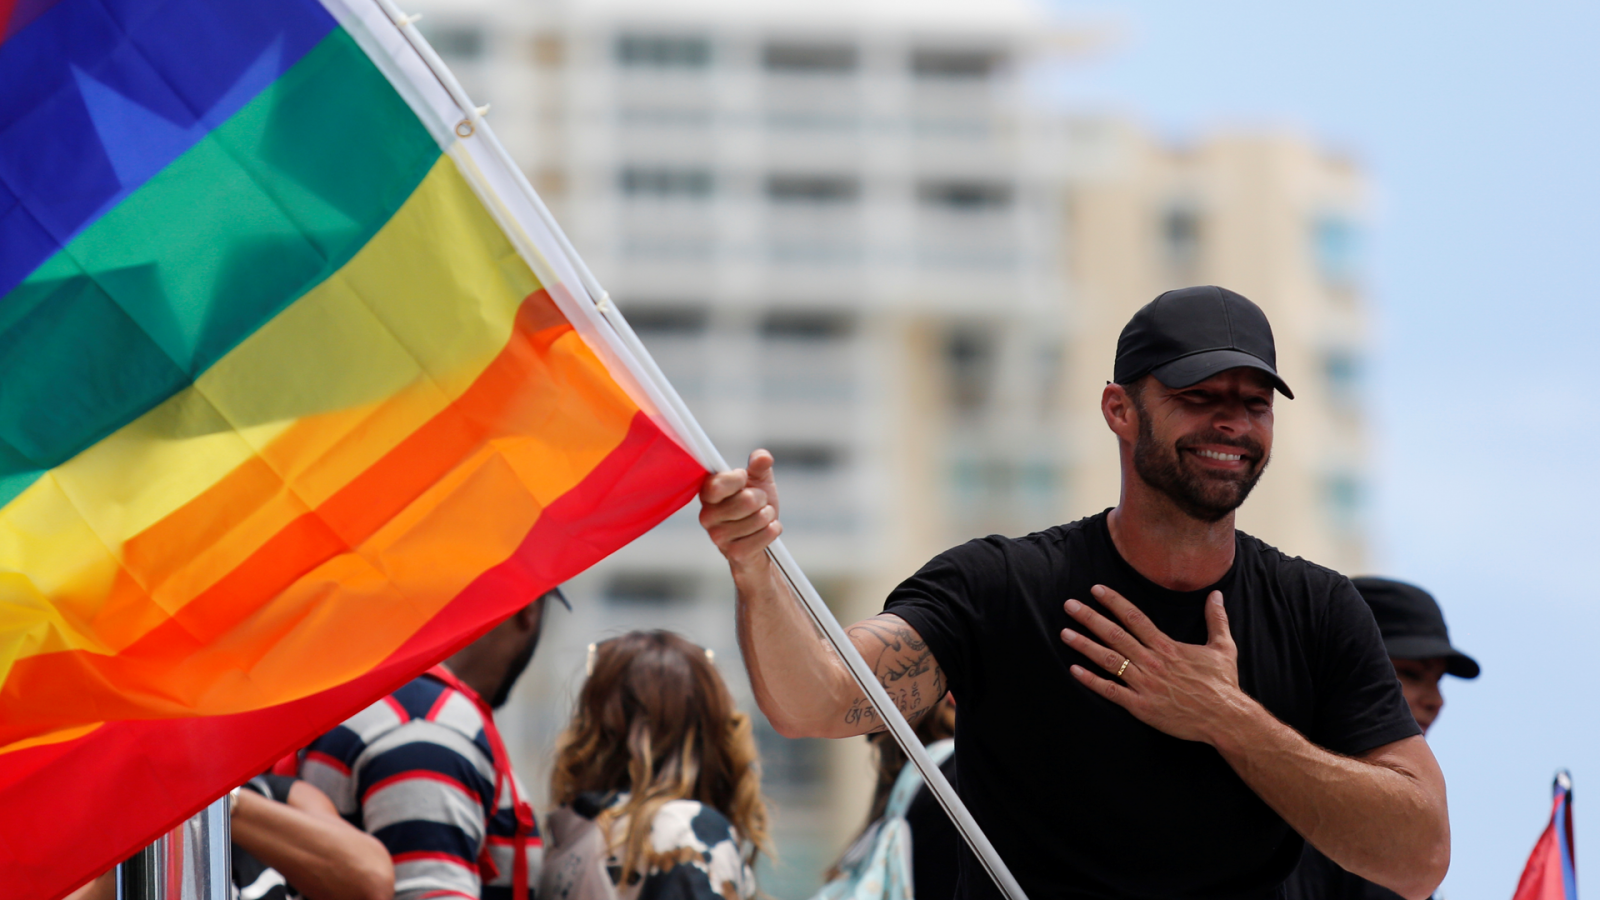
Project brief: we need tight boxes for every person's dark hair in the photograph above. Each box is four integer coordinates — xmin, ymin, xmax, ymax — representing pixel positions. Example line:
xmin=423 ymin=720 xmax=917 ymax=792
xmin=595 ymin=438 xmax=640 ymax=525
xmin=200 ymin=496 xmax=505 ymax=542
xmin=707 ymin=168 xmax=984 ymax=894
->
xmin=826 ymin=697 xmax=957 ymax=880
xmin=551 ymin=631 xmax=771 ymax=883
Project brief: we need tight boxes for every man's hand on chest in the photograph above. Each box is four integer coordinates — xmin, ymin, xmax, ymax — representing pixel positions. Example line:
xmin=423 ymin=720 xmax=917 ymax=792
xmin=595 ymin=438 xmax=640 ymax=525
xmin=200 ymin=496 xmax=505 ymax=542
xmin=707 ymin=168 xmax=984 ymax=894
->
xmin=1059 ymin=584 xmax=1262 ymax=745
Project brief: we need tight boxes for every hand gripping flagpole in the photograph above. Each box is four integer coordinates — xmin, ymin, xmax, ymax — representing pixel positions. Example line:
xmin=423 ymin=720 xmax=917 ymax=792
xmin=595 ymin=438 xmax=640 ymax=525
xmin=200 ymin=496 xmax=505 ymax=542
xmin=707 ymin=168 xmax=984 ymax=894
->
xmin=370 ymin=6 xmax=1028 ymax=899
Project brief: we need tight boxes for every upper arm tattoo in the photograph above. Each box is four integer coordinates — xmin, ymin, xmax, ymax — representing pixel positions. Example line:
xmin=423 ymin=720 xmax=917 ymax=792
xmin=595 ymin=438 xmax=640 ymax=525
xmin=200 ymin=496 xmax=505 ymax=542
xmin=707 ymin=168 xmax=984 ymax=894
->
xmin=842 ymin=615 xmax=946 ymax=733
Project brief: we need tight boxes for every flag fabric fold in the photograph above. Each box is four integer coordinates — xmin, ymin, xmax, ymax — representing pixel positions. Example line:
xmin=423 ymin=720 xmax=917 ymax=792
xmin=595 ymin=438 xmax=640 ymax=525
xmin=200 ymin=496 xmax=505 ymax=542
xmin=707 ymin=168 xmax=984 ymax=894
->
xmin=0 ymin=1 xmax=709 ymax=895
xmin=1513 ymin=771 xmax=1577 ymax=900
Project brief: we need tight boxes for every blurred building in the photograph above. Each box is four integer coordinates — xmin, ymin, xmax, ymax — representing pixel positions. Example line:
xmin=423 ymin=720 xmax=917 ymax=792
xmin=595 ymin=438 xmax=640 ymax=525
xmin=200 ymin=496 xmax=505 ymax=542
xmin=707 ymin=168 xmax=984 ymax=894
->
xmin=406 ymin=0 xmax=1373 ymax=895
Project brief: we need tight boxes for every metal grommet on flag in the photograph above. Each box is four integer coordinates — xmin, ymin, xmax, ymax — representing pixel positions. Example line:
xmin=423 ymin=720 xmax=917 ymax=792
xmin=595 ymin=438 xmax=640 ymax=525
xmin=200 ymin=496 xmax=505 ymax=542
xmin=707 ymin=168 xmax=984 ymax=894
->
xmin=455 ymin=106 xmax=490 ymax=139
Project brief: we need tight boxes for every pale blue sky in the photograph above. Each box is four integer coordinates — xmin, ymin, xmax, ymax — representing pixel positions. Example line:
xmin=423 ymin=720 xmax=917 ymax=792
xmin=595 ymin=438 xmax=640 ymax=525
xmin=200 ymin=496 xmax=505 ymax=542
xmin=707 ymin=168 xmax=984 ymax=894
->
xmin=1042 ymin=2 xmax=1600 ymax=895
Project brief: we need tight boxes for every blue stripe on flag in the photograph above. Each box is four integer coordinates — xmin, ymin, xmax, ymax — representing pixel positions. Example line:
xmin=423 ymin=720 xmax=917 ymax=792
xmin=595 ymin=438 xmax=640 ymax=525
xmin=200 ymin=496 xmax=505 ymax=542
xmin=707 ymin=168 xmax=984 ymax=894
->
xmin=0 ymin=0 xmax=336 ymax=297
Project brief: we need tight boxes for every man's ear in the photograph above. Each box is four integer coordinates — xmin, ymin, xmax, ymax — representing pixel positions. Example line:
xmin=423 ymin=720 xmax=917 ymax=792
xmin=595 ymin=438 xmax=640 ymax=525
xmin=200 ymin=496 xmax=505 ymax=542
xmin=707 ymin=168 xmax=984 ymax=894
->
xmin=512 ymin=599 xmax=542 ymax=632
xmin=1102 ymin=382 xmax=1139 ymax=443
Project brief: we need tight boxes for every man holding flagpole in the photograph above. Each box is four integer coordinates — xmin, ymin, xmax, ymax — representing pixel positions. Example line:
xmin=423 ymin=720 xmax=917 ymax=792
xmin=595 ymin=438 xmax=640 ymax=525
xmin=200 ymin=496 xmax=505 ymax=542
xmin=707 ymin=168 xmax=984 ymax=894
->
xmin=700 ymin=286 xmax=1450 ymax=899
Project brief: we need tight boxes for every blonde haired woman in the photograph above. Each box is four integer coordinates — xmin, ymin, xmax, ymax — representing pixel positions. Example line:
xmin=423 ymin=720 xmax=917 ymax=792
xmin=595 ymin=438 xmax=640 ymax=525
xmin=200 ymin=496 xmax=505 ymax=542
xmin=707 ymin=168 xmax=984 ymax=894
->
xmin=542 ymin=630 xmax=771 ymax=900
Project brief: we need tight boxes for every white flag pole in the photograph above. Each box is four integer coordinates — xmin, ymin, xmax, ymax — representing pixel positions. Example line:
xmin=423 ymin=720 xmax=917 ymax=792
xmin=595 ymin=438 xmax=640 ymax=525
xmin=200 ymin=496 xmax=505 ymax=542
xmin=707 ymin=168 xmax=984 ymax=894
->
xmin=368 ymin=6 xmax=1029 ymax=898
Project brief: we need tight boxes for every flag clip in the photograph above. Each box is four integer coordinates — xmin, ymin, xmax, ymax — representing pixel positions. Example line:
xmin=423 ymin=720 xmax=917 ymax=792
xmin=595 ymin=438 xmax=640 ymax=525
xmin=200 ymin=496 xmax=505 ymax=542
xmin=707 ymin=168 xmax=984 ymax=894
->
xmin=455 ymin=107 xmax=490 ymax=139
xmin=397 ymin=12 xmax=423 ymax=26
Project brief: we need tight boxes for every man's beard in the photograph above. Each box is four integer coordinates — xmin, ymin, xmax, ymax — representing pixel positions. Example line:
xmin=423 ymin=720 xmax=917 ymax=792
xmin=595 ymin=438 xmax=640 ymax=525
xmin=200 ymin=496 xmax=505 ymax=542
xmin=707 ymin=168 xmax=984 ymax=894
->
xmin=1131 ymin=397 xmax=1269 ymax=524
xmin=489 ymin=625 xmax=541 ymax=710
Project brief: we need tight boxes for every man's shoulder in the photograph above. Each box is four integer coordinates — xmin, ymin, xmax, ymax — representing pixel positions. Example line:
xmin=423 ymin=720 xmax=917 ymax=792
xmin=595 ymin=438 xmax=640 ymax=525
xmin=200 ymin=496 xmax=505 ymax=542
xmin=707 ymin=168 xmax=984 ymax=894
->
xmin=309 ymin=674 xmax=493 ymax=771
xmin=1236 ymin=530 xmax=1355 ymax=595
xmin=942 ymin=512 xmax=1103 ymax=564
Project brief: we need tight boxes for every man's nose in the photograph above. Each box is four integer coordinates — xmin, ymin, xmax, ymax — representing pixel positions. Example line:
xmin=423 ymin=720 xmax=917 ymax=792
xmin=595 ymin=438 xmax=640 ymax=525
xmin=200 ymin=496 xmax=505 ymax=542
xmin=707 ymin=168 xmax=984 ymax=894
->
xmin=1424 ymin=687 xmax=1444 ymax=715
xmin=1212 ymin=400 xmax=1251 ymax=433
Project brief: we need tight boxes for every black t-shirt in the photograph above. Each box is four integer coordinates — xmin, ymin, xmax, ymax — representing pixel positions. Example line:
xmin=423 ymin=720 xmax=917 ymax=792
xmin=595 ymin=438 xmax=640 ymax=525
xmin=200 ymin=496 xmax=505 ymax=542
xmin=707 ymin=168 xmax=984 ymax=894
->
xmin=883 ymin=511 xmax=1419 ymax=900
xmin=1282 ymin=843 xmax=1409 ymax=900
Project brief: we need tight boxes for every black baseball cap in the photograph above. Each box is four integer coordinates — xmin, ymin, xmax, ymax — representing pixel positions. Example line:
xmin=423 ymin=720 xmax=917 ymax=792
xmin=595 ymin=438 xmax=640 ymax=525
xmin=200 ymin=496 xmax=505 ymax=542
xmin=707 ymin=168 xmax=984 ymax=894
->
xmin=1352 ymin=577 xmax=1480 ymax=679
xmin=1114 ymin=286 xmax=1293 ymax=398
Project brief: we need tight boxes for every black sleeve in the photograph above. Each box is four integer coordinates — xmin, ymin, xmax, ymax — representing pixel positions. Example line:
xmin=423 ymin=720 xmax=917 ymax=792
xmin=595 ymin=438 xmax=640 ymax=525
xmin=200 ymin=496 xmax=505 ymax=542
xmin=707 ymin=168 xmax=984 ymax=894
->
xmin=257 ymin=773 xmax=298 ymax=804
xmin=1309 ymin=578 xmax=1422 ymax=755
xmin=882 ymin=538 xmax=1009 ymax=697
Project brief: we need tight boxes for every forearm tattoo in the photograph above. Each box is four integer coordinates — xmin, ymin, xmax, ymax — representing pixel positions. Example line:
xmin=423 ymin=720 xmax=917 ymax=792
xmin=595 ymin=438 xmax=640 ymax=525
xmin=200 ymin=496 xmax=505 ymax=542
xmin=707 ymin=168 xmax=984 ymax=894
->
xmin=842 ymin=617 xmax=946 ymax=733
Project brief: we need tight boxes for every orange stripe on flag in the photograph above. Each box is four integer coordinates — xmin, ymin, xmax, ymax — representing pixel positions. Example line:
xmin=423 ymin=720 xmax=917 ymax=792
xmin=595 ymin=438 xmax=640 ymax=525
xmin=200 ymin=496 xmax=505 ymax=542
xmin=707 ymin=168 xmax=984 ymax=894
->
xmin=0 ymin=292 xmax=637 ymax=746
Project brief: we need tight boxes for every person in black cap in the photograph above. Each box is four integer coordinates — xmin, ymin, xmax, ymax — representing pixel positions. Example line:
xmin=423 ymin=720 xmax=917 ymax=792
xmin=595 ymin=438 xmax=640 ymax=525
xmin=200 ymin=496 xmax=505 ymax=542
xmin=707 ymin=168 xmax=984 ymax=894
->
xmin=1286 ymin=578 xmax=1479 ymax=900
xmin=698 ymin=285 xmax=1450 ymax=900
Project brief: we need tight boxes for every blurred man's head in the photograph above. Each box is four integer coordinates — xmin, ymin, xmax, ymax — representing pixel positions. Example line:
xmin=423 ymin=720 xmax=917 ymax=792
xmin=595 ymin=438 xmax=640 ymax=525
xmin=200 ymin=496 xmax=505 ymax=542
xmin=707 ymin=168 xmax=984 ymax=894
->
xmin=447 ymin=587 xmax=568 ymax=709
xmin=1352 ymin=577 xmax=1480 ymax=733
xmin=1106 ymin=287 xmax=1291 ymax=522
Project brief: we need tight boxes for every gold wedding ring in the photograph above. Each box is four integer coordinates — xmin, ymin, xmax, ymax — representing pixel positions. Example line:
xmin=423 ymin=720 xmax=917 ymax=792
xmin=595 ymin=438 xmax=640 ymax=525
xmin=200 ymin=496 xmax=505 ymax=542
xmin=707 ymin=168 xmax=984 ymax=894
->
xmin=1115 ymin=657 xmax=1131 ymax=678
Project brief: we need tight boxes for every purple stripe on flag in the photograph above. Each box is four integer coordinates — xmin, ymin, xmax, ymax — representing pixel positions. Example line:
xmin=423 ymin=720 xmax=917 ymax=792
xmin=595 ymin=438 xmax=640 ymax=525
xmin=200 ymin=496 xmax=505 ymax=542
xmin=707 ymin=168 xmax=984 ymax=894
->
xmin=0 ymin=0 xmax=336 ymax=297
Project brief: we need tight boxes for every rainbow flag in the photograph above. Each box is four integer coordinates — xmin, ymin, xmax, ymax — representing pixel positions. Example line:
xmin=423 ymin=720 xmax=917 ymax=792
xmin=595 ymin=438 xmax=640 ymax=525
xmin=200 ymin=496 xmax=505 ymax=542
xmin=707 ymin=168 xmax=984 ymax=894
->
xmin=0 ymin=0 xmax=710 ymax=895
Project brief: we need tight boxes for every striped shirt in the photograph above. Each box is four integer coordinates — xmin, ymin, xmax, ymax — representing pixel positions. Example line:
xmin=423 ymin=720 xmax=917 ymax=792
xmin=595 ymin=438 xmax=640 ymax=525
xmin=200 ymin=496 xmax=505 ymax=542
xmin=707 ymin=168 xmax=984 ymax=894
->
xmin=301 ymin=670 xmax=541 ymax=900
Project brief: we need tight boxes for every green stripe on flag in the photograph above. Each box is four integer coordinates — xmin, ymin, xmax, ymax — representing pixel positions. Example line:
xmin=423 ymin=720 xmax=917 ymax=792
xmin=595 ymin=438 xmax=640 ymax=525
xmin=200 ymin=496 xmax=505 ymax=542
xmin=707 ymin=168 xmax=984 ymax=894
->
xmin=0 ymin=27 xmax=442 ymax=510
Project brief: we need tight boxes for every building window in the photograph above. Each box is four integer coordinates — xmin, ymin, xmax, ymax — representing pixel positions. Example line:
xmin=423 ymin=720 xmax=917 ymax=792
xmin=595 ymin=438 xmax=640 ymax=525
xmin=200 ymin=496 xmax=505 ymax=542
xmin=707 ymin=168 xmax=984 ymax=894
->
xmin=760 ymin=444 xmax=843 ymax=474
xmin=760 ymin=310 xmax=855 ymax=341
xmin=1325 ymin=473 xmax=1364 ymax=532
xmin=1312 ymin=214 xmax=1362 ymax=287
xmin=767 ymin=174 xmax=859 ymax=204
xmin=625 ymin=306 xmax=709 ymax=336
xmin=919 ymin=180 xmax=1012 ymax=213
xmin=1323 ymin=349 xmax=1363 ymax=407
xmin=616 ymin=34 xmax=711 ymax=68
xmin=911 ymin=48 xmax=1003 ymax=79
xmin=944 ymin=326 xmax=997 ymax=414
xmin=603 ymin=571 xmax=698 ymax=605
xmin=763 ymin=41 xmax=857 ymax=73
xmin=1162 ymin=206 xmax=1202 ymax=273
xmin=619 ymin=167 xmax=713 ymax=199
xmin=425 ymin=26 xmax=486 ymax=62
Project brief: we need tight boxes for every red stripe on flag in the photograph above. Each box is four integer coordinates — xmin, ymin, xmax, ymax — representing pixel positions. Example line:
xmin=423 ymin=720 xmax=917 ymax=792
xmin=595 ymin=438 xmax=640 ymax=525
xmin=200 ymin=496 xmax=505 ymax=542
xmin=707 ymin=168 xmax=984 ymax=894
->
xmin=0 ymin=0 xmax=17 ymax=43
xmin=0 ymin=410 xmax=705 ymax=900
xmin=0 ymin=0 xmax=59 ymax=46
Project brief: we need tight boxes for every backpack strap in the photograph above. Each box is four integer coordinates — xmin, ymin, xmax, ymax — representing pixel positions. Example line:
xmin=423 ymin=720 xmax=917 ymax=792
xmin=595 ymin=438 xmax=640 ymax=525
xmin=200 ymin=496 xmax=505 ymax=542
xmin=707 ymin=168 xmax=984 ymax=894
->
xmin=884 ymin=739 xmax=955 ymax=820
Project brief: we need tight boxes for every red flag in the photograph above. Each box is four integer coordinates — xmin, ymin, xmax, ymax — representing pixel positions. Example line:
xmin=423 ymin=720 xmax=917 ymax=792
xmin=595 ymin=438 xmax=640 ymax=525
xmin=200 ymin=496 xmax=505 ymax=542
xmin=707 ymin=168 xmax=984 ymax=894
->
xmin=1513 ymin=771 xmax=1577 ymax=900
